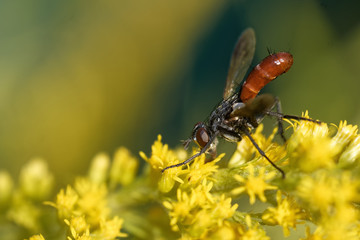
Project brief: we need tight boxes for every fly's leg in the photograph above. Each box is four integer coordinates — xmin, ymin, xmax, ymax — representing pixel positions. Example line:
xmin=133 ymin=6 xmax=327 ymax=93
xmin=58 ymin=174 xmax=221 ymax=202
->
xmin=162 ymin=132 xmax=219 ymax=172
xmin=265 ymin=98 xmax=321 ymax=142
xmin=274 ymin=97 xmax=287 ymax=142
xmin=240 ymin=125 xmax=285 ymax=178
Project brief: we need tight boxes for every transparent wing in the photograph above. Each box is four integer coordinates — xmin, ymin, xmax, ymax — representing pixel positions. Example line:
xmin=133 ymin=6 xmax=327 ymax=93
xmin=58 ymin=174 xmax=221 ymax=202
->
xmin=223 ymin=28 xmax=256 ymax=100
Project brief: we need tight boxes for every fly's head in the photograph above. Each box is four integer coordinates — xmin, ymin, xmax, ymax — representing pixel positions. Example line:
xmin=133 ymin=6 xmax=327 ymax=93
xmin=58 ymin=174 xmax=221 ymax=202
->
xmin=183 ymin=122 xmax=212 ymax=150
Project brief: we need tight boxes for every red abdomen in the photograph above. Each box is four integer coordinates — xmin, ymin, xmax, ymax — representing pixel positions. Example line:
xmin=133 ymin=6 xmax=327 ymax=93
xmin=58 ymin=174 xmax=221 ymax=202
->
xmin=240 ymin=52 xmax=293 ymax=102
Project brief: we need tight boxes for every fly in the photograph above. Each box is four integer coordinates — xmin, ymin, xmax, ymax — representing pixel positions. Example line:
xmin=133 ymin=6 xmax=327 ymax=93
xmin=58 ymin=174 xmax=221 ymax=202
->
xmin=162 ymin=28 xmax=320 ymax=178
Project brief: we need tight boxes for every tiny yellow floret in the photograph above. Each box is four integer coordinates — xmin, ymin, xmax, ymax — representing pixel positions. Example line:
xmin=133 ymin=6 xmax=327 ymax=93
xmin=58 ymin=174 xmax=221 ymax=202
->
xmin=27 ymin=234 xmax=45 ymax=240
xmin=262 ymin=191 xmax=304 ymax=237
xmin=232 ymin=164 xmax=277 ymax=204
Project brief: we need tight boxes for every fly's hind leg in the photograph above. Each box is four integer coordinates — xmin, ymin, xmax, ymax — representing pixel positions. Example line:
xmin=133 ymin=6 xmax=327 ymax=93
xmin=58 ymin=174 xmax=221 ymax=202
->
xmin=265 ymin=97 xmax=321 ymax=142
xmin=271 ymin=97 xmax=287 ymax=142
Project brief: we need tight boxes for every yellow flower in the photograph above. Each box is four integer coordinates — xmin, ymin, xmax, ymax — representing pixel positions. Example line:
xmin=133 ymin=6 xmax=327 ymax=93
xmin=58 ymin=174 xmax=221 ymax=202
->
xmin=74 ymin=178 xmax=110 ymax=227
xmin=334 ymin=172 xmax=360 ymax=205
xmin=140 ymin=134 xmax=187 ymax=192
xmin=140 ymin=134 xmax=178 ymax=170
xmin=205 ymin=221 xmax=239 ymax=240
xmin=7 ymin=192 xmax=41 ymax=231
xmin=287 ymin=112 xmax=339 ymax=172
xmin=331 ymin=120 xmax=358 ymax=149
xmin=332 ymin=121 xmax=360 ymax=167
xmin=317 ymin=205 xmax=359 ymax=240
xmin=300 ymin=226 xmax=324 ymax=240
xmin=297 ymin=172 xmax=333 ymax=212
xmin=262 ymin=191 xmax=304 ymax=237
xmin=182 ymin=152 xmax=223 ymax=187
xmin=0 ymin=171 xmax=13 ymax=206
xmin=239 ymin=215 xmax=270 ymax=240
xmin=98 ymin=216 xmax=128 ymax=239
xmin=163 ymin=180 xmax=214 ymax=232
xmin=44 ymin=185 xmax=78 ymax=220
xmin=210 ymin=194 xmax=238 ymax=226
xmin=297 ymin=171 xmax=360 ymax=213
xmin=232 ymin=164 xmax=277 ymax=204
xmin=65 ymin=215 xmax=89 ymax=237
xmin=229 ymin=125 xmax=286 ymax=176
xmin=88 ymin=153 xmax=110 ymax=185
xmin=19 ymin=158 xmax=54 ymax=201
xmin=7 ymin=112 xmax=360 ymax=239
xmin=109 ymin=147 xmax=139 ymax=187
xmin=64 ymin=215 xmax=91 ymax=240
xmin=163 ymin=179 xmax=237 ymax=238
xmin=229 ymin=125 xmax=277 ymax=167
xmin=46 ymin=178 xmax=110 ymax=227
xmin=27 ymin=234 xmax=45 ymax=240
xmin=339 ymin=135 xmax=360 ymax=165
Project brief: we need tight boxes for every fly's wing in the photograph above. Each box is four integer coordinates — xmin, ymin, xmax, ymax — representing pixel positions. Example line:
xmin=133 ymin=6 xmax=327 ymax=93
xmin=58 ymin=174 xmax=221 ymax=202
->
xmin=223 ymin=28 xmax=256 ymax=100
xmin=230 ymin=94 xmax=276 ymax=119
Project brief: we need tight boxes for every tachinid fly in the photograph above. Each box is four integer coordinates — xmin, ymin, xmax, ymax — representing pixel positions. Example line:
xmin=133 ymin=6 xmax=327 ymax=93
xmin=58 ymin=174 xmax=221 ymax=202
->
xmin=162 ymin=28 xmax=320 ymax=178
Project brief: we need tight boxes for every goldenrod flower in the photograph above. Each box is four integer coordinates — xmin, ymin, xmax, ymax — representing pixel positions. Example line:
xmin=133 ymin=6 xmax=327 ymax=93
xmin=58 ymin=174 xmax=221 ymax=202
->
xmin=27 ymin=234 xmax=45 ymax=240
xmin=331 ymin=120 xmax=358 ymax=150
xmin=0 ymin=171 xmax=13 ymax=206
xmin=140 ymin=134 xmax=187 ymax=192
xmin=140 ymin=135 xmax=179 ymax=170
xmin=232 ymin=164 xmax=277 ymax=204
xmin=316 ymin=205 xmax=360 ymax=240
xmin=297 ymin=170 xmax=360 ymax=213
xmin=98 ymin=216 xmax=128 ymax=239
xmin=19 ymin=158 xmax=54 ymax=201
xmin=163 ymin=179 xmax=238 ymax=238
xmin=163 ymin=180 xmax=214 ymax=232
xmin=287 ymin=113 xmax=339 ymax=172
xmin=339 ymin=134 xmax=360 ymax=166
xmin=46 ymin=178 xmax=110 ymax=228
xmin=296 ymin=171 xmax=333 ymax=212
xmin=45 ymin=185 xmax=78 ymax=220
xmin=7 ymin=192 xmax=41 ymax=231
xmin=182 ymin=151 xmax=223 ymax=187
xmin=239 ymin=215 xmax=270 ymax=240
xmin=300 ymin=226 xmax=324 ymax=240
xmin=204 ymin=221 xmax=239 ymax=240
xmin=110 ymin=147 xmax=139 ymax=187
xmin=4 ymin=111 xmax=360 ymax=240
xmin=229 ymin=125 xmax=277 ymax=167
xmin=229 ymin=125 xmax=286 ymax=174
xmin=65 ymin=215 xmax=91 ymax=240
xmin=88 ymin=152 xmax=110 ymax=185
xmin=74 ymin=178 xmax=110 ymax=226
xmin=262 ymin=191 xmax=305 ymax=237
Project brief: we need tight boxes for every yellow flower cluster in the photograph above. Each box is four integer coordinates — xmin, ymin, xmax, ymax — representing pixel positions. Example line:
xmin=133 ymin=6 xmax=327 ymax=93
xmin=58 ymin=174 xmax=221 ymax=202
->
xmin=43 ymin=152 xmax=129 ymax=240
xmin=1 ymin=112 xmax=360 ymax=239
xmin=262 ymin=191 xmax=305 ymax=236
xmin=163 ymin=180 xmax=238 ymax=238
xmin=0 ymin=159 xmax=53 ymax=234
xmin=22 ymin=150 xmax=130 ymax=240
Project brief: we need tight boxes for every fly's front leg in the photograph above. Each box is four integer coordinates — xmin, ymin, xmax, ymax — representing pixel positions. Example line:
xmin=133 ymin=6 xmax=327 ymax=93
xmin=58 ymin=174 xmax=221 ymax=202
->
xmin=162 ymin=131 xmax=219 ymax=172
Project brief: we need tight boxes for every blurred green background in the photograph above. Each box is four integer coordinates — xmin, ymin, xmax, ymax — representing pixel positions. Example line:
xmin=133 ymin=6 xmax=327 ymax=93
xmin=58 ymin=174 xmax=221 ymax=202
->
xmin=0 ymin=0 xmax=359 ymax=186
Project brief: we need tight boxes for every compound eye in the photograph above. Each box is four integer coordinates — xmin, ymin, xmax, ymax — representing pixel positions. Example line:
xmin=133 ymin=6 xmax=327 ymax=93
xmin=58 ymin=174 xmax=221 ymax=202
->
xmin=194 ymin=127 xmax=209 ymax=148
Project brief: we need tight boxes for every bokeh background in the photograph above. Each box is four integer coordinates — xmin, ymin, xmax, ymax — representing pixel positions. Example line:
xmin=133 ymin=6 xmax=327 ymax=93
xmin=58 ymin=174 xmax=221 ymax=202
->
xmin=0 ymin=0 xmax=359 ymax=187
